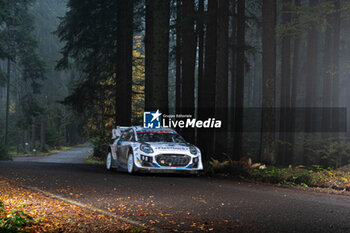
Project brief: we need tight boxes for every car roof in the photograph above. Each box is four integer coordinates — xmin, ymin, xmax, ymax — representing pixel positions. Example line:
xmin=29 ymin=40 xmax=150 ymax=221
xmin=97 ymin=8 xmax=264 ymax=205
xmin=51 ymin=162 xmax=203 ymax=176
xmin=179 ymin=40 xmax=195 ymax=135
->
xmin=134 ymin=127 xmax=178 ymax=134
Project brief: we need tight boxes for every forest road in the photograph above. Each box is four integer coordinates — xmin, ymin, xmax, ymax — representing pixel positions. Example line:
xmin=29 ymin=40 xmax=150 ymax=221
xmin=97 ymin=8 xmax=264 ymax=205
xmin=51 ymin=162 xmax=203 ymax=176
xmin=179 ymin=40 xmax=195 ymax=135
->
xmin=1 ymin=148 xmax=350 ymax=232
xmin=12 ymin=145 xmax=92 ymax=164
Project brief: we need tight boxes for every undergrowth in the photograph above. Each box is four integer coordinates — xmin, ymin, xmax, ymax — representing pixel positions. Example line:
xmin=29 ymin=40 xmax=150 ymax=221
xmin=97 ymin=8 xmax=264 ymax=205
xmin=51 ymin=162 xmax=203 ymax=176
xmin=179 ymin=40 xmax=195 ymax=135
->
xmin=0 ymin=201 xmax=36 ymax=233
xmin=205 ymin=158 xmax=350 ymax=191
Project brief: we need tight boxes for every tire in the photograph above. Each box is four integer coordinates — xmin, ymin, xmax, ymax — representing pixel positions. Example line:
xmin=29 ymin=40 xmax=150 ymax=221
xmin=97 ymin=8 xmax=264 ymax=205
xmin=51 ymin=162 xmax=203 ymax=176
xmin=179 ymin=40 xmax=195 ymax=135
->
xmin=127 ymin=153 xmax=135 ymax=174
xmin=106 ymin=151 xmax=114 ymax=171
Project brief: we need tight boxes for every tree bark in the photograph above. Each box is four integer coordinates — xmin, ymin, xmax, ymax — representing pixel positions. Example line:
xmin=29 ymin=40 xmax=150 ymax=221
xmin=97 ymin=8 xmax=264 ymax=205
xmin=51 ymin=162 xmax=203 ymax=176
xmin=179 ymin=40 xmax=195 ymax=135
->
xmin=175 ymin=0 xmax=182 ymax=114
xmin=233 ymin=0 xmax=245 ymax=160
xmin=145 ymin=0 xmax=154 ymax=111
xmin=181 ymin=0 xmax=196 ymax=143
xmin=198 ymin=0 xmax=217 ymax=158
xmin=4 ymin=58 xmax=10 ymax=146
xmin=214 ymin=0 xmax=229 ymax=156
xmin=331 ymin=0 xmax=340 ymax=131
xmin=196 ymin=0 xmax=205 ymax=146
xmin=322 ymin=8 xmax=334 ymax=134
xmin=116 ymin=0 xmax=133 ymax=125
xmin=145 ymin=0 xmax=170 ymax=113
xmin=197 ymin=0 xmax=204 ymax=107
xmin=305 ymin=0 xmax=319 ymax=133
xmin=289 ymin=0 xmax=301 ymax=165
xmin=303 ymin=0 xmax=319 ymax=164
xmin=24 ymin=129 xmax=29 ymax=153
xmin=278 ymin=0 xmax=292 ymax=165
xmin=40 ymin=115 xmax=47 ymax=152
xmin=229 ymin=0 xmax=237 ymax=157
xmin=260 ymin=0 xmax=276 ymax=164
xmin=31 ymin=118 xmax=36 ymax=151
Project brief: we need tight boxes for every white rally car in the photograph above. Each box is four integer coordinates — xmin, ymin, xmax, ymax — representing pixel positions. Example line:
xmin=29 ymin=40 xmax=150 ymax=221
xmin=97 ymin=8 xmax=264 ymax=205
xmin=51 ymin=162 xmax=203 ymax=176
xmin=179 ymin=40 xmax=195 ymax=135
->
xmin=106 ymin=126 xmax=203 ymax=174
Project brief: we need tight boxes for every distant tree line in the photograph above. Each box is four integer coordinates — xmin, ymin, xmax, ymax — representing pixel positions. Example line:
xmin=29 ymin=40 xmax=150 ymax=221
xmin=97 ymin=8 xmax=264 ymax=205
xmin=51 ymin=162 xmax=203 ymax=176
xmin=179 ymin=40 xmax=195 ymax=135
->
xmin=0 ymin=0 xmax=83 ymax=159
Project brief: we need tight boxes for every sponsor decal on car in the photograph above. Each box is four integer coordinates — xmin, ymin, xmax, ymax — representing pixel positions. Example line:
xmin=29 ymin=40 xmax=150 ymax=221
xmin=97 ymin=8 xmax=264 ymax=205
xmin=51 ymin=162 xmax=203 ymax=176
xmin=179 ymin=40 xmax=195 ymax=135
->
xmin=155 ymin=147 xmax=188 ymax=150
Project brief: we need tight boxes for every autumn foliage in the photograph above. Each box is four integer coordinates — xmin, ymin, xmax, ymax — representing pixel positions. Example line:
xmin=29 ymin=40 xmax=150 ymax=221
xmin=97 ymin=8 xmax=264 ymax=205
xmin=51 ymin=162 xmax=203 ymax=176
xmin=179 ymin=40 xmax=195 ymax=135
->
xmin=0 ymin=180 xmax=144 ymax=232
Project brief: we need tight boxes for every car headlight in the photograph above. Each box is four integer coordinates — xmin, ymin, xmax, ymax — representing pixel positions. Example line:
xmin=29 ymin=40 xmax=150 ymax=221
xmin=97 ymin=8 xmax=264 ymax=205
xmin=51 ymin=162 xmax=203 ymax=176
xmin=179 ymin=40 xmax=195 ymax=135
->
xmin=189 ymin=146 xmax=197 ymax=155
xmin=140 ymin=143 xmax=154 ymax=153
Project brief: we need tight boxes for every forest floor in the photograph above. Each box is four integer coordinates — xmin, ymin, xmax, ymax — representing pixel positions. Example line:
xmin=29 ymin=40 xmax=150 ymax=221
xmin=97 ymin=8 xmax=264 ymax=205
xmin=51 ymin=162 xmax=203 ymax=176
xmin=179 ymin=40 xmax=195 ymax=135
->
xmin=206 ymin=158 xmax=350 ymax=192
xmin=85 ymin=154 xmax=105 ymax=165
xmin=0 ymin=179 xmax=147 ymax=232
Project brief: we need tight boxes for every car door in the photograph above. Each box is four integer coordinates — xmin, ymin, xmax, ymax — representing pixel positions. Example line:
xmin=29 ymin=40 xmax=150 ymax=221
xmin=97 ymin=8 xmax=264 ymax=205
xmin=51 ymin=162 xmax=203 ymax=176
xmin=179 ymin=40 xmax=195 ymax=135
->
xmin=116 ymin=131 xmax=127 ymax=166
xmin=117 ymin=129 xmax=134 ymax=166
xmin=111 ymin=139 xmax=117 ymax=159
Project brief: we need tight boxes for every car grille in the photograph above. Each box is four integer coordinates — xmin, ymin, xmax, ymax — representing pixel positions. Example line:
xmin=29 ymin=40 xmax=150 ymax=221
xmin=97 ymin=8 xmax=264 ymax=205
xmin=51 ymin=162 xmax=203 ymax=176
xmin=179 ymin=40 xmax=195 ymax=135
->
xmin=155 ymin=154 xmax=191 ymax=167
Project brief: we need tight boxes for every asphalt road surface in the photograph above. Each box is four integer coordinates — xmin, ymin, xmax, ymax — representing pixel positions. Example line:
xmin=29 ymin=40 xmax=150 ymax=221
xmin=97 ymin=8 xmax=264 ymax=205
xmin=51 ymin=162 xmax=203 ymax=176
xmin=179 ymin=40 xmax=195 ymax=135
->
xmin=13 ymin=145 xmax=92 ymax=164
xmin=1 ymin=147 xmax=350 ymax=232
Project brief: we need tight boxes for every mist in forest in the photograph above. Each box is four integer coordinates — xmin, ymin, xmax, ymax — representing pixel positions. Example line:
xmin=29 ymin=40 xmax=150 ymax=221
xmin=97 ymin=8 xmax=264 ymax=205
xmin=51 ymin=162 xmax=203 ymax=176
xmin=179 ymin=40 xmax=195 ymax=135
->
xmin=1 ymin=0 xmax=350 ymax=169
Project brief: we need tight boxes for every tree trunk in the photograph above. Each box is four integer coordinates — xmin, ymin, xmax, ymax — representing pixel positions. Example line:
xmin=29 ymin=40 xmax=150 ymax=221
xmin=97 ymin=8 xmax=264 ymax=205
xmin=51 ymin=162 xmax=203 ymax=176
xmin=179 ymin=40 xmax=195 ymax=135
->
xmin=214 ymin=0 xmax=229 ymax=156
xmin=278 ymin=0 xmax=292 ymax=165
xmin=31 ymin=118 xmax=36 ymax=151
xmin=196 ymin=0 xmax=204 ymax=146
xmin=198 ymin=0 xmax=217 ymax=159
xmin=289 ymin=0 xmax=301 ymax=165
xmin=4 ymin=58 xmax=10 ymax=146
xmin=331 ymin=0 xmax=340 ymax=131
xmin=260 ymin=0 xmax=276 ymax=164
xmin=229 ymin=0 xmax=237 ymax=157
xmin=322 ymin=9 xmax=333 ymax=134
xmin=175 ymin=0 xmax=182 ymax=114
xmin=40 ymin=115 xmax=47 ymax=152
xmin=145 ymin=0 xmax=154 ymax=111
xmin=305 ymin=0 xmax=319 ymax=133
xmin=303 ymin=0 xmax=319 ymax=164
xmin=145 ymin=0 xmax=170 ymax=113
xmin=116 ymin=0 xmax=133 ymax=125
xmin=24 ymin=129 xmax=29 ymax=153
xmin=181 ymin=0 xmax=196 ymax=143
xmin=197 ymin=0 xmax=204 ymax=103
xmin=233 ymin=0 xmax=245 ymax=160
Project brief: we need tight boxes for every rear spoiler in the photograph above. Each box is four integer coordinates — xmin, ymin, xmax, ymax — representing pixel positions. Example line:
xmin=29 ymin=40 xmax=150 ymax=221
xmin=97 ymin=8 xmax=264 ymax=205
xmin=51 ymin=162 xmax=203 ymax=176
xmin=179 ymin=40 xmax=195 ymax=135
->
xmin=112 ymin=126 xmax=129 ymax=139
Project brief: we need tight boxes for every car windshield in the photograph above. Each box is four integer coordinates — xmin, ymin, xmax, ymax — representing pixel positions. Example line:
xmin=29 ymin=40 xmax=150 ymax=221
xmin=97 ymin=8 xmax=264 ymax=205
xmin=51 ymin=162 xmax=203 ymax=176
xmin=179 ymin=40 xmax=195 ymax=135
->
xmin=137 ymin=132 xmax=185 ymax=143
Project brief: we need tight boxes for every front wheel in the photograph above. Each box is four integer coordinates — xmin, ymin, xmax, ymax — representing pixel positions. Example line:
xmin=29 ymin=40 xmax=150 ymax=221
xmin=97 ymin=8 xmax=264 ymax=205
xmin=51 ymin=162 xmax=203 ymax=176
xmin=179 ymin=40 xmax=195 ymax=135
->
xmin=106 ymin=151 xmax=113 ymax=171
xmin=127 ymin=153 xmax=135 ymax=174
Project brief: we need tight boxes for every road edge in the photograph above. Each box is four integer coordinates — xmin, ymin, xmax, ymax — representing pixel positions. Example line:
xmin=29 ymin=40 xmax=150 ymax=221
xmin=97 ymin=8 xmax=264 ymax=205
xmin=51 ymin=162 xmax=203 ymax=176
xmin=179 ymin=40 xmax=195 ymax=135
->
xmin=21 ymin=185 xmax=164 ymax=232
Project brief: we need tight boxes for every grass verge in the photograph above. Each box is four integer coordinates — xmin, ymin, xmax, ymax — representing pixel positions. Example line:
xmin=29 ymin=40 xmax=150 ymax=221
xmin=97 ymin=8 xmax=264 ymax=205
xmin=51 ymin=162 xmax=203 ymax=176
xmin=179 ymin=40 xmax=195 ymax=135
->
xmin=246 ymin=165 xmax=350 ymax=190
xmin=85 ymin=154 xmax=105 ymax=165
xmin=205 ymin=158 xmax=350 ymax=191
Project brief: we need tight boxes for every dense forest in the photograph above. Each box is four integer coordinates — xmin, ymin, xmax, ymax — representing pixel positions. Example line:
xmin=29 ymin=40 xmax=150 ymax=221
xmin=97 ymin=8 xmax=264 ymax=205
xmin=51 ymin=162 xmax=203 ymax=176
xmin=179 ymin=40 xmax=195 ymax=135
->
xmin=0 ymin=0 xmax=83 ymax=158
xmin=1 ymin=0 xmax=350 ymax=168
